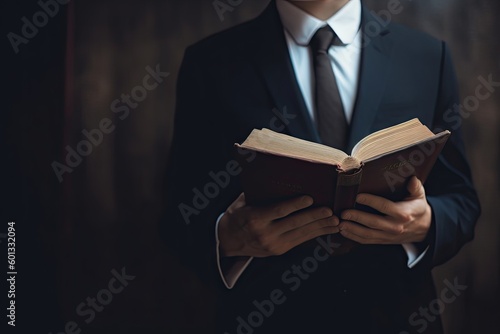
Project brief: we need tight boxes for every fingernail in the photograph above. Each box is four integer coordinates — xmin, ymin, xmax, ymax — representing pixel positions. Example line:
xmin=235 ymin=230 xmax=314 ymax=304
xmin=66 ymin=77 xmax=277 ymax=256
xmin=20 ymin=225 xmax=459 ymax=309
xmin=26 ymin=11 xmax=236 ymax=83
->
xmin=303 ymin=196 xmax=313 ymax=205
xmin=356 ymin=195 xmax=364 ymax=204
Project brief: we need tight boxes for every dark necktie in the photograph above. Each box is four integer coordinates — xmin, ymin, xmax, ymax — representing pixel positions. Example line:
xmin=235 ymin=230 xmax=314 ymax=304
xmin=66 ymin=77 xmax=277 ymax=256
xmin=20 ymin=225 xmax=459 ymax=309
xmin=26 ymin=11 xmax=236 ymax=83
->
xmin=310 ymin=26 xmax=348 ymax=151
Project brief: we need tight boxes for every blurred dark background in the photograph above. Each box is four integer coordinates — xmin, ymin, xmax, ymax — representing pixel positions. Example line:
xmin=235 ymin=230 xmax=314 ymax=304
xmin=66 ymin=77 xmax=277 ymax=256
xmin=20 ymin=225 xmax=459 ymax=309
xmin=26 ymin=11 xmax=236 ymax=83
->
xmin=1 ymin=0 xmax=499 ymax=333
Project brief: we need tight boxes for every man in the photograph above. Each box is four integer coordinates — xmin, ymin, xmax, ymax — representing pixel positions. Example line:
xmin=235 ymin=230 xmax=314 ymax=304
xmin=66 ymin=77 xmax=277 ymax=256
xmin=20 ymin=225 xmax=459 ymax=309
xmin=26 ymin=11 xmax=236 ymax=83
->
xmin=164 ymin=0 xmax=480 ymax=333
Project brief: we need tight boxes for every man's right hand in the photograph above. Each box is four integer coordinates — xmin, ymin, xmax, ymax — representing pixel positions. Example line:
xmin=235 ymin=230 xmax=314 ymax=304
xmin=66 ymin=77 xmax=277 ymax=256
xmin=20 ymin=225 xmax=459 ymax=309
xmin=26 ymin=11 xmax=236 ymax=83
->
xmin=218 ymin=193 xmax=340 ymax=258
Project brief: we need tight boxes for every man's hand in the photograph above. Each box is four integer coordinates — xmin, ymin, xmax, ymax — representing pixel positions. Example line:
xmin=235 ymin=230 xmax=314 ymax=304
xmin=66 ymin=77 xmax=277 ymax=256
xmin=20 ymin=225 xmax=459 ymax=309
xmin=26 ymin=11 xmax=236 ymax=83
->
xmin=218 ymin=193 xmax=340 ymax=258
xmin=339 ymin=176 xmax=432 ymax=244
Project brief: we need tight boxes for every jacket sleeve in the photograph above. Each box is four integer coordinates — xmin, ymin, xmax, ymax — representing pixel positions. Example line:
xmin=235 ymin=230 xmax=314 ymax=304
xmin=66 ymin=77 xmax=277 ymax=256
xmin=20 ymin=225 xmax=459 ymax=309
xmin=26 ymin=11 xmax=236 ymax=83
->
xmin=423 ymin=42 xmax=481 ymax=267
xmin=160 ymin=46 xmax=243 ymax=288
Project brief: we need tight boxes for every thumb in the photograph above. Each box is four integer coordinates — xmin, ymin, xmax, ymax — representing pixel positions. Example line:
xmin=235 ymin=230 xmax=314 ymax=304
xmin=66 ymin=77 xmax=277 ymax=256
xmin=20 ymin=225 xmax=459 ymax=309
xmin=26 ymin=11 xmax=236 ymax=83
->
xmin=230 ymin=192 xmax=247 ymax=210
xmin=406 ymin=176 xmax=425 ymax=198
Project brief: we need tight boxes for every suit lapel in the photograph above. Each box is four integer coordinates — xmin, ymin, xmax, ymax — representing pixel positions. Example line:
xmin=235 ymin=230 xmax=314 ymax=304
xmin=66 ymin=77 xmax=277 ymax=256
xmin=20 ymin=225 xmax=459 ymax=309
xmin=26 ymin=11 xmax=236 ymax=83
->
xmin=250 ymin=1 xmax=321 ymax=143
xmin=347 ymin=7 xmax=394 ymax=152
xmin=250 ymin=2 xmax=394 ymax=151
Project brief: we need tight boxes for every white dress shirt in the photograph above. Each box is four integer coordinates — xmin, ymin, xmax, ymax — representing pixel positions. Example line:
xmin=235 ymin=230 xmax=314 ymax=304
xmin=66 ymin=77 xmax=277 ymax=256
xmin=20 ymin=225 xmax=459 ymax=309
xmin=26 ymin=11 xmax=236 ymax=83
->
xmin=278 ymin=0 xmax=362 ymax=124
xmin=215 ymin=0 xmax=427 ymax=289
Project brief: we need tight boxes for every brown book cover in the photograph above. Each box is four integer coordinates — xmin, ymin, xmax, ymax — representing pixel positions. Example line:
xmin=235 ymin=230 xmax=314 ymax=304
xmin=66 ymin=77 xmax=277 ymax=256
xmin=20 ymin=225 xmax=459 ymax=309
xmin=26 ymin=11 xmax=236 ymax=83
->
xmin=235 ymin=120 xmax=450 ymax=217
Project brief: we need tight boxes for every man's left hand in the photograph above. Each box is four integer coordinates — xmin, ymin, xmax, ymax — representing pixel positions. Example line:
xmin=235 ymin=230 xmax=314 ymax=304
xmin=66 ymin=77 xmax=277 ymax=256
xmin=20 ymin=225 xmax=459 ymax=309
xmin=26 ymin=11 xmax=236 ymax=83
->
xmin=339 ymin=176 xmax=432 ymax=244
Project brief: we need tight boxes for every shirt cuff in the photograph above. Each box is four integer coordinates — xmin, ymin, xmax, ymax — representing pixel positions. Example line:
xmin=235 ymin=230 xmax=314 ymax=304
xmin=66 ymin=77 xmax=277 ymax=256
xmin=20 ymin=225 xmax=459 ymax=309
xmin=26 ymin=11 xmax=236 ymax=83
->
xmin=402 ymin=243 xmax=429 ymax=268
xmin=215 ymin=213 xmax=253 ymax=289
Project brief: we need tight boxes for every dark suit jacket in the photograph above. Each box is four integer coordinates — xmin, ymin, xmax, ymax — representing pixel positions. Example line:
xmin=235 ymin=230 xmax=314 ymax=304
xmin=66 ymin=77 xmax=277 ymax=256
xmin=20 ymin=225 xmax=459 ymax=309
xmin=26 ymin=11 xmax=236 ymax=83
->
xmin=163 ymin=1 xmax=480 ymax=333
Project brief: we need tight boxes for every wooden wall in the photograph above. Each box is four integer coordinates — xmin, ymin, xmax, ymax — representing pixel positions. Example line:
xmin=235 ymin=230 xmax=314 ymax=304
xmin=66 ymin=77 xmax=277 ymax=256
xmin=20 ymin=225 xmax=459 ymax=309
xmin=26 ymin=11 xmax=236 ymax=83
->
xmin=4 ymin=0 xmax=498 ymax=333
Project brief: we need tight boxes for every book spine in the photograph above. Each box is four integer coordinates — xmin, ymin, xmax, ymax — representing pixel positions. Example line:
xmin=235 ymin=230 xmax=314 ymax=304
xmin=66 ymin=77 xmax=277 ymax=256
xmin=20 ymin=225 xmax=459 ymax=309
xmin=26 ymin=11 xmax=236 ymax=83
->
xmin=333 ymin=168 xmax=363 ymax=217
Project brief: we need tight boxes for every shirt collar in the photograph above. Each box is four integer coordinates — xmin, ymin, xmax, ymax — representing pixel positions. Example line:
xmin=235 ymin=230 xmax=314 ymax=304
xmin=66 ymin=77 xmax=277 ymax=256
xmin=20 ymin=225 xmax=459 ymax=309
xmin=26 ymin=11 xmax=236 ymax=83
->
xmin=276 ymin=0 xmax=362 ymax=46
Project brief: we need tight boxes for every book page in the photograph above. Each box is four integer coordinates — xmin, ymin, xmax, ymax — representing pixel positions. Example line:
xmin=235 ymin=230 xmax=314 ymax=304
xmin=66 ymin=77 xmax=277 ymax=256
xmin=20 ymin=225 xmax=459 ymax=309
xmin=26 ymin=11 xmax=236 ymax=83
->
xmin=351 ymin=119 xmax=436 ymax=162
xmin=238 ymin=129 xmax=349 ymax=166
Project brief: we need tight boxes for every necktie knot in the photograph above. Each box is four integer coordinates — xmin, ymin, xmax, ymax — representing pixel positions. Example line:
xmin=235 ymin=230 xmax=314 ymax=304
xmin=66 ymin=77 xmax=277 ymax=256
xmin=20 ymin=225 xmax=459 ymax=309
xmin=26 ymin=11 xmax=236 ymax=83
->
xmin=310 ymin=26 xmax=335 ymax=54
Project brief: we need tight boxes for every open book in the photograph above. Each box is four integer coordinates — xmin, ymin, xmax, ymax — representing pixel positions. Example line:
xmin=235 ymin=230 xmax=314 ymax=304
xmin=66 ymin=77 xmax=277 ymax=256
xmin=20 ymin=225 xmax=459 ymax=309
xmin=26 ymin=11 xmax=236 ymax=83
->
xmin=235 ymin=119 xmax=450 ymax=215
